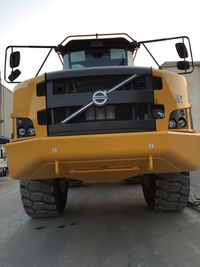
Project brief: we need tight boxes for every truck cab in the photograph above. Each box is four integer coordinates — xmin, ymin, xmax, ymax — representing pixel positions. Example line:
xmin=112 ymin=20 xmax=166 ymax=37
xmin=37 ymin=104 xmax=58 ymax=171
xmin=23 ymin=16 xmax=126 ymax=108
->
xmin=61 ymin=36 xmax=135 ymax=69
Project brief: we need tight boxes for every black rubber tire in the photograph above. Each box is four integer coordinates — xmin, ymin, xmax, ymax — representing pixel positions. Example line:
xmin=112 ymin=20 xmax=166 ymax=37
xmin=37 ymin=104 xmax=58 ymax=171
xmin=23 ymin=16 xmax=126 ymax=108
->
xmin=3 ymin=168 xmax=8 ymax=176
xmin=142 ymin=172 xmax=190 ymax=211
xmin=20 ymin=179 xmax=68 ymax=218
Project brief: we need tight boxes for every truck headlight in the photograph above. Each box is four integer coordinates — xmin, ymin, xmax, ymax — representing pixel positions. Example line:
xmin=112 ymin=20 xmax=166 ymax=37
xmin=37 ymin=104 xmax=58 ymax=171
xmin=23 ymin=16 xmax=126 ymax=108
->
xmin=169 ymin=109 xmax=187 ymax=129
xmin=178 ymin=117 xmax=186 ymax=128
xmin=18 ymin=127 xmax=26 ymax=136
xmin=17 ymin=118 xmax=35 ymax=138
xmin=169 ymin=119 xmax=177 ymax=129
xmin=27 ymin=127 xmax=35 ymax=136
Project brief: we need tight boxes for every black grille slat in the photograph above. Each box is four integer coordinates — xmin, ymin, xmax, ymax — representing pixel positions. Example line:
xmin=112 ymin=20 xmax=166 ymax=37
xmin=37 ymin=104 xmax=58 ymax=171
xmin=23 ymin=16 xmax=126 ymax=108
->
xmin=48 ymin=120 xmax=155 ymax=136
xmin=52 ymin=75 xmax=151 ymax=95
xmin=47 ymin=90 xmax=153 ymax=108
xmin=47 ymin=104 xmax=154 ymax=125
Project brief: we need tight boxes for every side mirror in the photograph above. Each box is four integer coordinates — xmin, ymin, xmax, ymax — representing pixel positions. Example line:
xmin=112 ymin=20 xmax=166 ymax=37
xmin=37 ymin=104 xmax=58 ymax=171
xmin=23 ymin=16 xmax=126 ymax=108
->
xmin=177 ymin=61 xmax=190 ymax=70
xmin=10 ymin=51 xmax=20 ymax=68
xmin=8 ymin=69 xmax=21 ymax=82
xmin=175 ymin=43 xmax=188 ymax=59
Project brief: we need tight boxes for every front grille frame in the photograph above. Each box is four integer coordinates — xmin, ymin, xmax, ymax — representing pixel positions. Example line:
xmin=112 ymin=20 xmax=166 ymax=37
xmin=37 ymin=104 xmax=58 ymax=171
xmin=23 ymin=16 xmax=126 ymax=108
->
xmin=44 ymin=66 xmax=159 ymax=136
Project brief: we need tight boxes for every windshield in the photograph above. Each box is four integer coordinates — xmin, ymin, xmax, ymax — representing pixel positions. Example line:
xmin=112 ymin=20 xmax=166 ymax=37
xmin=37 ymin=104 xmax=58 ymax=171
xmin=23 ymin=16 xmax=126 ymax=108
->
xmin=64 ymin=48 xmax=128 ymax=69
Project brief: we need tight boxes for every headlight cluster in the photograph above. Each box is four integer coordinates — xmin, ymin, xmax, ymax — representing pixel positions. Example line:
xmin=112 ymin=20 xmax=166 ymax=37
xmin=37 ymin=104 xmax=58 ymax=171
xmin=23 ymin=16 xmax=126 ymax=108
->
xmin=17 ymin=118 xmax=35 ymax=138
xmin=168 ymin=109 xmax=187 ymax=129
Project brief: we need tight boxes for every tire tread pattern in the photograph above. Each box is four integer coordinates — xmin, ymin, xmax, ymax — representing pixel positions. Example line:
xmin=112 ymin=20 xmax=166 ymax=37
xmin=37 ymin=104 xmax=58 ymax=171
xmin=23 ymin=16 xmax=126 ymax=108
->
xmin=20 ymin=180 xmax=65 ymax=218
xmin=155 ymin=173 xmax=190 ymax=211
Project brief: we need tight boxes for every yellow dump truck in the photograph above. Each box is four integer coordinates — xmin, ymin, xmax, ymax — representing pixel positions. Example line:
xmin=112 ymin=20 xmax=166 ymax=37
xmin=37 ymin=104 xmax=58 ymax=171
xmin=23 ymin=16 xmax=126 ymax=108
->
xmin=4 ymin=33 xmax=200 ymax=218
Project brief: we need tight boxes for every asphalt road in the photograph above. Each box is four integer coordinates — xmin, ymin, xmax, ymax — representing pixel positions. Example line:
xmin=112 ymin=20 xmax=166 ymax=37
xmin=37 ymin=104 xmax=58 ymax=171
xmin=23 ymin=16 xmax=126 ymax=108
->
xmin=0 ymin=174 xmax=200 ymax=267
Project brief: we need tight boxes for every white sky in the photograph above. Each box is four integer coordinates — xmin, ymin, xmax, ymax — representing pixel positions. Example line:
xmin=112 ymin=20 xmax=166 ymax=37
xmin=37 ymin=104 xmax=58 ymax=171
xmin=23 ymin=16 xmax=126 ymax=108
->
xmin=0 ymin=0 xmax=200 ymax=89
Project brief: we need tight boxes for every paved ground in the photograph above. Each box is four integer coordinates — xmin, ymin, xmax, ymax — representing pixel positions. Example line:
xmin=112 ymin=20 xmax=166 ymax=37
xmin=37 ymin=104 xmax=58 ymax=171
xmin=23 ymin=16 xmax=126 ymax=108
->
xmin=0 ymin=174 xmax=200 ymax=267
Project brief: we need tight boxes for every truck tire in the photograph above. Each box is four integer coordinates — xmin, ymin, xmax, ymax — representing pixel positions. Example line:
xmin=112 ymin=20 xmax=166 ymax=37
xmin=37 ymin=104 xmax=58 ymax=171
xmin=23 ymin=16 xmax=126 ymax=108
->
xmin=3 ymin=167 xmax=8 ymax=176
xmin=142 ymin=173 xmax=190 ymax=211
xmin=20 ymin=179 xmax=68 ymax=218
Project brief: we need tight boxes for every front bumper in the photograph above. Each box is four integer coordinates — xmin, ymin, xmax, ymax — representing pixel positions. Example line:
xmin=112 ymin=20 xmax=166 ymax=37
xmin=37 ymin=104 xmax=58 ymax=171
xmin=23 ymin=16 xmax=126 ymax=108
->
xmin=5 ymin=131 xmax=200 ymax=181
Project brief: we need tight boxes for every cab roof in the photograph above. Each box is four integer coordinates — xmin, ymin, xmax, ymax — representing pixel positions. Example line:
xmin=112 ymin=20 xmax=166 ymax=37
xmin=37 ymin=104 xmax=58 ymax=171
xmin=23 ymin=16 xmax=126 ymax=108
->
xmin=57 ymin=33 xmax=139 ymax=54
xmin=64 ymin=37 xmax=137 ymax=52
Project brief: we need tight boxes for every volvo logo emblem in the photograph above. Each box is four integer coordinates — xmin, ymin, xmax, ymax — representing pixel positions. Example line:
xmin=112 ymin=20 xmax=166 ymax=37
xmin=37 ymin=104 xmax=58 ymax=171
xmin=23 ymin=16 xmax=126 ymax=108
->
xmin=92 ymin=91 xmax=108 ymax=106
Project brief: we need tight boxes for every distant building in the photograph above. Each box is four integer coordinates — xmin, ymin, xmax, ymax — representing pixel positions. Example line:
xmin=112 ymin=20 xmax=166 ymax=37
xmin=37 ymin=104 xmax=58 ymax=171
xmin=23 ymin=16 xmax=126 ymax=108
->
xmin=162 ymin=62 xmax=200 ymax=131
xmin=0 ymin=82 xmax=13 ymax=140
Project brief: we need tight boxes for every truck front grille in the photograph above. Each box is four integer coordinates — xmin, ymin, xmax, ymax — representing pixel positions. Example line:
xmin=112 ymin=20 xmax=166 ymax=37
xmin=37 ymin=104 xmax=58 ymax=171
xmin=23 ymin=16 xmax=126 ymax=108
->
xmin=41 ymin=67 xmax=162 ymax=136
